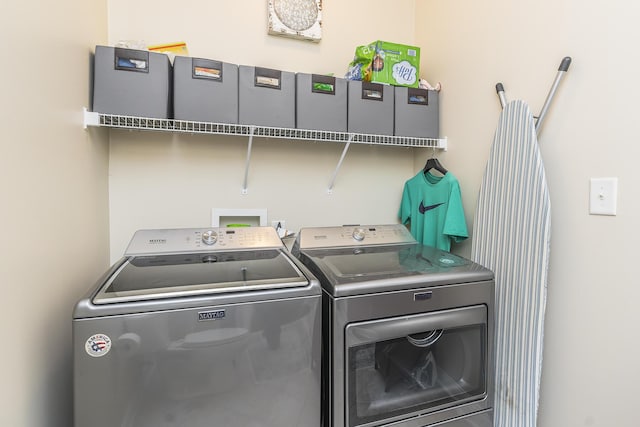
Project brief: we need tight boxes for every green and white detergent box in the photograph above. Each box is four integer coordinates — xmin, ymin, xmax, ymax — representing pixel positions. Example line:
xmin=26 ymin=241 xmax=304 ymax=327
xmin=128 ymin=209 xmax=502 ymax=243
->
xmin=346 ymin=41 xmax=420 ymax=87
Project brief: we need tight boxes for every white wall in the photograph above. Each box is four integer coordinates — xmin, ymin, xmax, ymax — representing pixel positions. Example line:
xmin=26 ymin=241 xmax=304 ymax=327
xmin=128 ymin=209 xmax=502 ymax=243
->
xmin=416 ymin=0 xmax=640 ymax=426
xmin=106 ymin=0 xmax=421 ymax=261
xmin=0 ymin=1 xmax=109 ymax=426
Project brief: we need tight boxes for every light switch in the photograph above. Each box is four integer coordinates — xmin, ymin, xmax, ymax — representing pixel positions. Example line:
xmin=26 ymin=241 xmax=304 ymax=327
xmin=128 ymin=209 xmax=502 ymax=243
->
xmin=590 ymin=177 xmax=618 ymax=216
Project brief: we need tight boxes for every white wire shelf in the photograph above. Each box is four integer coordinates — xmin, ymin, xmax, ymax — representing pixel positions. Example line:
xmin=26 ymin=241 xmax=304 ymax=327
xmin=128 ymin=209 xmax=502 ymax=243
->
xmin=83 ymin=109 xmax=447 ymax=194
xmin=83 ymin=109 xmax=447 ymax=149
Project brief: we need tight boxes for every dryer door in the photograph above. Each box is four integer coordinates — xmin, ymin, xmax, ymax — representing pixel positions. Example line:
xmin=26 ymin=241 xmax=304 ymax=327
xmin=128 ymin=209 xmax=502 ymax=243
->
xmin=344 ymin=305 xmax=488 ymax=426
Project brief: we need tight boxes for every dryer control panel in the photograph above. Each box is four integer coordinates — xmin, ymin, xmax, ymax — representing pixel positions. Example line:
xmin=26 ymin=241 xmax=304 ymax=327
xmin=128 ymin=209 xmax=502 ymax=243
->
xmin=296 ymin=224 xmax=416 ymax=249
xmin=125 ymin=226 xmax=284 ymax=255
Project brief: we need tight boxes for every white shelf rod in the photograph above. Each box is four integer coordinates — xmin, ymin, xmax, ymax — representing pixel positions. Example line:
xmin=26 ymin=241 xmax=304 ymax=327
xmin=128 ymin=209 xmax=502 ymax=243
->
xmin=83 ymin=110 xmax=447 ymax=149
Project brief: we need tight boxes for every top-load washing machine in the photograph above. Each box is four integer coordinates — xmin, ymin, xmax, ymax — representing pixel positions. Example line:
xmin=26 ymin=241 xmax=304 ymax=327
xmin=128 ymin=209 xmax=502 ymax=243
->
xmin=73 ymin=227 xmax=321 ymax=427
xmin=292 ymin=224 xmax=495 ymax=427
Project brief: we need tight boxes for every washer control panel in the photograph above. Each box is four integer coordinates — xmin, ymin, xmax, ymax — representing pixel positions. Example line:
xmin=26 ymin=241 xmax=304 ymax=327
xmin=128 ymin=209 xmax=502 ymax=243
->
xmin=125 ymin=226 xmax=284 ymax=255
xmin=296 ymin=224 xmax=416 ymax=249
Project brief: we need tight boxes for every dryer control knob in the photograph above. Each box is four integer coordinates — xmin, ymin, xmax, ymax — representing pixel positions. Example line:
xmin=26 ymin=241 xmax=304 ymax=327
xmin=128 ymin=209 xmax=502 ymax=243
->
xmin=352 ymin=228 xmax=366 ymax=242
xmin=202 ymin=230 xmax=218 ymax=245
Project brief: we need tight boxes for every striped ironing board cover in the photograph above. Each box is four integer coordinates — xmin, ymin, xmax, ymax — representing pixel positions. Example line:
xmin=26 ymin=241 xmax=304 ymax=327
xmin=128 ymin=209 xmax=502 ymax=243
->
xmin=471 ymin=100 xmax=550 ymax=427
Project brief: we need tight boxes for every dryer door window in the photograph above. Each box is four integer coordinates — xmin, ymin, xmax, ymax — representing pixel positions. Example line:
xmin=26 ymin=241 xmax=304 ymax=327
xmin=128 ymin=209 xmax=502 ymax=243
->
xmin=344 ymin=305 xmax=487 ymax=426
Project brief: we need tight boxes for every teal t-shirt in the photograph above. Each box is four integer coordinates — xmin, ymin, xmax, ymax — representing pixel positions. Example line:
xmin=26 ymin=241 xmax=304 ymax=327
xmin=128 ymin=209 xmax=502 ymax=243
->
xmin=398 ymin=171 xmax=468 ymax=251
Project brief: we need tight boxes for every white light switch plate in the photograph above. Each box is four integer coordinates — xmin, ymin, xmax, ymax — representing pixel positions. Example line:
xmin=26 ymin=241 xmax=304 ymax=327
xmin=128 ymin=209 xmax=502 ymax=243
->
xmin=590 ymin=177 xmax=618 ymax=215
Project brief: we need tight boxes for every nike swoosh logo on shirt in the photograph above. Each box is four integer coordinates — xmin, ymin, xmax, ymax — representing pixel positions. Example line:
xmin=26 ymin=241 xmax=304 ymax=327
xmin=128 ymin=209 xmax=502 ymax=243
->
xmin=419 ymin=201 xmax=445 ymax=214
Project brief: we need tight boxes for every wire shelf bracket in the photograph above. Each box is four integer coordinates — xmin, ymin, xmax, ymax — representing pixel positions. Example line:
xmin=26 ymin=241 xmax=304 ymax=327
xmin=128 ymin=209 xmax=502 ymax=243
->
xmin=242 ymin=126 xmax=256 ymax=195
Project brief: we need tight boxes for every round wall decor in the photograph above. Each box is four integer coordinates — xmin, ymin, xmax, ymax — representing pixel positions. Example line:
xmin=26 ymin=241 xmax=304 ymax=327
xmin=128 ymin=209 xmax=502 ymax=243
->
xmin=268 ymin=0 xmax=322 ymax=42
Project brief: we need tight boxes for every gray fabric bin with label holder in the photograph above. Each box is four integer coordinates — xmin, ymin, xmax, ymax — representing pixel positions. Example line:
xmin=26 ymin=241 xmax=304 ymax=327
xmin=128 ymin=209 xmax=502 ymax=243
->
xmin=394 ymin=87 xmax=439 ymax=138
xmin=173 ymin=56 xmax=238 ymax=123
xmin=92 ymin=45 xmax=172 ymax=119
xmin=239 ymin=66 xmax=295 ymax=128
xmin=347 ymin=81 xmax=394 ymax=135
xmin=296 ymin=74 xmax=347 ymax=132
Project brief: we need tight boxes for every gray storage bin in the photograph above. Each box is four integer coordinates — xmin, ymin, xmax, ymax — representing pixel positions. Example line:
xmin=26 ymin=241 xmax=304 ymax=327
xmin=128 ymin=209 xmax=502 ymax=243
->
xmin=394 ymin=87 xmax=439 ymax=138
xmin=173 ymin=56 xmax=238 ymax=123
xmin=347 ymin=81 xmax=394 ymax=135
xmin=92 ymin=45 xmax=172 ymax=119
xmin=239 ymin=66 xmax=295 ymax=128
xmin=296 ymin=74 xmax=347 ymax=132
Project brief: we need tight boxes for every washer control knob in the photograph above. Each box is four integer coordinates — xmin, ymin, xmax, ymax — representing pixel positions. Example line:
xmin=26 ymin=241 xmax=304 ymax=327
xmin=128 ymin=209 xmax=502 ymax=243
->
xmin=202 ymin=230 xmax=218 ymax=245
xmin=352 ymin=228 xmax=366 ymax=242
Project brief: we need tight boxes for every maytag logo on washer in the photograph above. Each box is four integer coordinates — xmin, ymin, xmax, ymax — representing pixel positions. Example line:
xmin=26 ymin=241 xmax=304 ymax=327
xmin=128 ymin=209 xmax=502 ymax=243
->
xmin=85 ymin=333 xmax=112 ymax=357
xmin=198 ymin=309 xmax=226 ymax=321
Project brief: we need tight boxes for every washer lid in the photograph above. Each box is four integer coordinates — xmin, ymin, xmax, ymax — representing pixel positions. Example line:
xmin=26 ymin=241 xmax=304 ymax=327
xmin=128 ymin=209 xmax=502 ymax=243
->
xmin=93 ymin=249 xmax=309 ymax=304
xmin=300 ymin=243 xmax=493 ymax=296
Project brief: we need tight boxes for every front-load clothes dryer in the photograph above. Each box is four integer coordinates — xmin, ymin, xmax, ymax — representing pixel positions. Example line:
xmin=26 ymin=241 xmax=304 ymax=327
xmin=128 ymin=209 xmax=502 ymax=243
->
xmin=73 ymin=227 xmax=322 ymax=427
xmin=293 ymin=224 xmax=494 ymax=427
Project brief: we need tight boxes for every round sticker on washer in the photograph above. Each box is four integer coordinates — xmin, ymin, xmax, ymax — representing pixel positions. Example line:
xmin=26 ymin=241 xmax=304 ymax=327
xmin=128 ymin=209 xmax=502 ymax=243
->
xmin=85 ymin=334 xmax=112 ymax=357
xmin=439 ymin=257 xmax=455 ymax=265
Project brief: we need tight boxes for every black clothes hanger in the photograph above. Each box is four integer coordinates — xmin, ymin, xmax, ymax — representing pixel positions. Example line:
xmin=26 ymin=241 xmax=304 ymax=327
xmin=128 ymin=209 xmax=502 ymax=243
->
xmin=423 ymin=154 xmax=448 ymax=175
